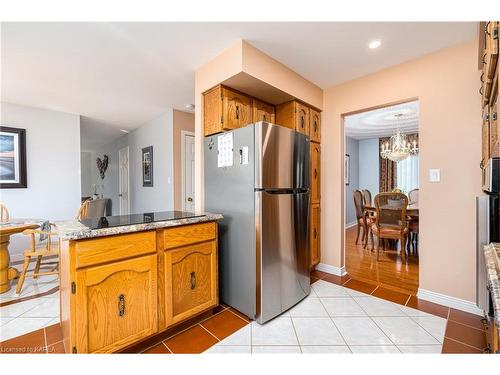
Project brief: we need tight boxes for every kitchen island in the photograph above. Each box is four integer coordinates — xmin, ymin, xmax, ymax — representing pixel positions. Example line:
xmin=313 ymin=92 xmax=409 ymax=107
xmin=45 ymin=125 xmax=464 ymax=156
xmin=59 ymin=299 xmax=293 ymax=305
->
xmin=55 ymin=211 xmax=222 ymax=354
xmin=484 ymin=243 xmax=500 ymax=353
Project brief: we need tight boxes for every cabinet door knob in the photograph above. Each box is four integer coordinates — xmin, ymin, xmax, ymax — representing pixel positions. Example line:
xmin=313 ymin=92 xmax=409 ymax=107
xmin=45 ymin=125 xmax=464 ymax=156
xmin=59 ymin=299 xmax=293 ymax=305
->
xmin=187 ymin=197 xmax=193 ymax=202
xmin=236 ymin=105 xmax=240 ymax=120
xmin=190 ymin=271 xmax=196 ymax=290
xmin=118 ymin=294 xmax=125 ymax=317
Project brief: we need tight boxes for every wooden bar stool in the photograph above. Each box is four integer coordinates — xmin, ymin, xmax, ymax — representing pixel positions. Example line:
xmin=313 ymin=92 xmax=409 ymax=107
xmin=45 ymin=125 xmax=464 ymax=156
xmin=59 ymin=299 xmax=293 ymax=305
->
xmin=16 ymin=223 xmax=60 ymax=294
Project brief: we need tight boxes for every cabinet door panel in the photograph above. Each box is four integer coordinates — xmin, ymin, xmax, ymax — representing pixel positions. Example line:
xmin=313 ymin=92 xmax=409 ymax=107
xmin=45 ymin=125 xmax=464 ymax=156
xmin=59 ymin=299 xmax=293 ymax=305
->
xmin=203 ymin=86 xmax=223 ymax=136
xmin=310 ymin=143 xmax=321 ymax=204
xmin=164 ymin=241 xmax=217 ymax=327
xmin=310 ymin=109 xmax=321 ymax=143
xmin=483 ymin=105 xmax=491 ymax=166
xmin=490 ymin=94 xmax=499 ymax=158
xmin=76 ymin=254 xmax=158 ymax=353
xmin=295 ymin=102 xmax=310 ymax=136
xmin=252 ymin=99 xmax=275 ymax=123
xmin=310 ymin=204 xmax=321 ymax=268
xmin=223 ymin=88 xmax=252 ymax=130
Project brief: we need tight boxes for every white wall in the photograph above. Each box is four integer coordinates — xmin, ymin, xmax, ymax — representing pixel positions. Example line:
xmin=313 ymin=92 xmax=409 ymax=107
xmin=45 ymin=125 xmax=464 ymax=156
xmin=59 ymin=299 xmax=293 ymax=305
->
xmin=344 ymin=137 xmax=359 ymax=226
xmin=93 ymin=110 xmax=174 ymax=215
xmin=128 ymin=110 xmax=174 ymax=214
xmin=358 ymin=138 xmax=380 ymax=197
xmin=0 ymin=102 xmax=81 ymax=260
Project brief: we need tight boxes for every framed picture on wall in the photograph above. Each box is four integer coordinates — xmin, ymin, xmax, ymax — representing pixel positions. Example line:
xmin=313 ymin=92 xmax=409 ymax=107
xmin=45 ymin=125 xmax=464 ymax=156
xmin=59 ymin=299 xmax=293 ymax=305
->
xmin=142 ymin=146 xmax=153 ymax=187
xmin=0 ymin=126 xmax=27 ymax=188
xmin=345 ymin=154 xmax=350 ymax=186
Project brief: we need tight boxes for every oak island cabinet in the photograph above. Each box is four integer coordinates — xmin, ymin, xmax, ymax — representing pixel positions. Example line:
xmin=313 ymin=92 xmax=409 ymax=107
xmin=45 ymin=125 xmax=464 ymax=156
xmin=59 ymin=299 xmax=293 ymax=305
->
xmin=57 ymin=213 xmax=222 ymax=353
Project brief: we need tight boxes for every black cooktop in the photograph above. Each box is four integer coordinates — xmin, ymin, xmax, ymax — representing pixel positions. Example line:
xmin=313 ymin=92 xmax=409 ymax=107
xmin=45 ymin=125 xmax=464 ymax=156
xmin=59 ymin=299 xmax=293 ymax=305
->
xmin=79 ymin=211 xmax=203 ymax=229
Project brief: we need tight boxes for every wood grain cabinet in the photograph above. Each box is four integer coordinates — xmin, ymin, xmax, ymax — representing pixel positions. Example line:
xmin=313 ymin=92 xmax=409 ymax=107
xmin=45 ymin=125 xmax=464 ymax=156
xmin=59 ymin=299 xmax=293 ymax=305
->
xmin=75 ymin=254 xmax=158 ymax=353
xmin=490 ymin=93 xmax=499 ymax=158
xmin=276 ymin=100 xmax=310 ymax=135
xmin=482 ymin=22 xmax=499 ymax=105
xmin=203 ymin=85 xmax=252 ymax=136
xmin=252 ymin=98 xmax=275 ymax=123
xmin=161 ymin=222 xmax=218 ymax=329
xmin=310 ymin=203 xmax=321 ymax=268
xmin=483 ymin=105 xmax=491 ymax=166
xmin=310 ymin=108 xmax=321 ymax=143
xmin=310 ymin=143 xmax=321 ymax=204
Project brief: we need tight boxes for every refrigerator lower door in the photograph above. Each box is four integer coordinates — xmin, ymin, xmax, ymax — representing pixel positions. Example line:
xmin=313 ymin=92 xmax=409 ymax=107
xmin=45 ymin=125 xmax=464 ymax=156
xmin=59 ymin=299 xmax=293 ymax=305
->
xmin=256 ymin=190 xmax=310 ymax=324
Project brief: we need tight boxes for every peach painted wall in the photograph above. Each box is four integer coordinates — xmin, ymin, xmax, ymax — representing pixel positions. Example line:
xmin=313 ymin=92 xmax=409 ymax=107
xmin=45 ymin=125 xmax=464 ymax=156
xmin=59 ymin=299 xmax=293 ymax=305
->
xmin=173 ymin=109 xmax=195 ymax=210
xmin=194 ymin=40 xmax=323 ymax=211
xmin=322 ymin=40 xmax=481 ymax=302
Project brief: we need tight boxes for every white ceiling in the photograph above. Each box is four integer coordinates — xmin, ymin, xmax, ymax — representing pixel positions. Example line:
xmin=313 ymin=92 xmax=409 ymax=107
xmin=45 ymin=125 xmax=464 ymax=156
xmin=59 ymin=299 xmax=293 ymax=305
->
xmin=345 ymin=100 xmax=419 ymax=140
xmin=1 ymin=22 xmax=475 ymax=131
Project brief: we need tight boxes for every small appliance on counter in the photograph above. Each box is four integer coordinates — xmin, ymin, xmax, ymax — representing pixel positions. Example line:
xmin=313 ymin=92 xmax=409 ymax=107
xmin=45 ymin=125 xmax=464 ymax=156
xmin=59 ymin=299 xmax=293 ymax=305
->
xmin=204 ymin=122 xmax=310 ymax=324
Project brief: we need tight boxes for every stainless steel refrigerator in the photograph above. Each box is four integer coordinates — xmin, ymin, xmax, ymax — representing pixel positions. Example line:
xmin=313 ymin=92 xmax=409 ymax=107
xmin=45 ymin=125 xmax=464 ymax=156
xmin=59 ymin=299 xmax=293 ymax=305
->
xmin=204 ymin=122 xmax=310 ymax=323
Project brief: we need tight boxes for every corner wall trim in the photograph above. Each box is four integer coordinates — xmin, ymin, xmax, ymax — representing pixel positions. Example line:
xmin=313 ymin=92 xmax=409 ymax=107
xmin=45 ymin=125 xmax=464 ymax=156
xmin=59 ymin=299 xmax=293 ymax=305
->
xmin=315 ymin=263 xmax=347 ymax=277
xmin=417 ymin=288 xmax=483 ymax=316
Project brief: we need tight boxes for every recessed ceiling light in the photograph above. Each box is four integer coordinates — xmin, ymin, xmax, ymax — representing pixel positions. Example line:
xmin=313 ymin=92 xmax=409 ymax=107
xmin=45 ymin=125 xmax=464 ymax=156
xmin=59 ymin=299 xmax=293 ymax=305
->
xmin=185 ymin=104 xmax=195 ymax=111
xmin=368 ymin=40 xmax=382 ymax=49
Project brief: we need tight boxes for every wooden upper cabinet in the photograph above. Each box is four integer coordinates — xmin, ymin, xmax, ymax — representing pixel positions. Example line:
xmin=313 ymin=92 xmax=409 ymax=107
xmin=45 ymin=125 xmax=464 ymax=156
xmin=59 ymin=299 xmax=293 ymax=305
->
xmin=490 ymin=93 xmax=499 ymax=158
xmin=481 ymin=22 xmax=499 ymax=105
xmin=203 ymin=85 xmax=252 ymax=136
xmin=164 ymin=240 xmax=218 ymax=327
xmin=223 ymin=87 xmax=252 ymax=130
xmin=310 ymin=143 xmax=321 ymax=204
xmin=252 ymin=98 xmax=275 ymax=123
xmin=310 ymin=109 xmax=321 ymax=143
xmin=75 ymin=254 xmax=158 ymax=353
xmin=483 ymin=105 xmax=491 ymax=166
xmin=276 ymin=100 xmax=315 ymax=136
xmin=295 ymin=102 xmax=310 ymax=136
xmin=310 ymin=203 xmax=321 ymax=269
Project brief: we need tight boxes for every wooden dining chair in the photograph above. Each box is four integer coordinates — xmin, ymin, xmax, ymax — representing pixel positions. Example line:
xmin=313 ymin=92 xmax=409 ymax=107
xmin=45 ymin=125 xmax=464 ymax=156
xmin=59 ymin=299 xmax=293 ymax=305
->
xmin=0 ymin=203 xmax=9 ymax=223
xmin=16 ymin=223 xmax=60 ymax=294
xmin=352 ymin=190 xmax=368 ymax=245
xmin=362 ymin=189 xmax=372 ymax=206
xmin=408 ymin=188 xmax=419 ymax=205
xmin=76 ymin=199 xmax=107 ymax=220
xmin=370 ymin=192 xmax=409 ymax=261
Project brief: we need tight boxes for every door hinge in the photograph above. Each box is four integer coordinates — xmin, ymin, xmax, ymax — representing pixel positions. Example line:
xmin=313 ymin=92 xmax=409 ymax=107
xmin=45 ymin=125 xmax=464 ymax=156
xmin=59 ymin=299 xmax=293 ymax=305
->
xmin=71 ymin=282 xmax=76 ymax=294
xmin=221 ymin=115 xmax=223 ymax=124
xmin=72 ymin=346 xmax=77 ymax=354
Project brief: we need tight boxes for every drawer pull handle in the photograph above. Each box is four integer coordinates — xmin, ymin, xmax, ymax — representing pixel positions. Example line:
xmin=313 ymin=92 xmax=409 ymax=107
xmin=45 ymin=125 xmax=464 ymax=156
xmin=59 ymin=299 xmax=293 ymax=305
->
xmin=301 ymin=116 xmax=304 ymax=128
xmin=236 ymin=105 xmax=240 ymax=120
xmin=263 ymin=114 xmax=266 ymax=121
xmin=314 ymin=168 xmax=317 ymax=179
xmin=118 ymin=294 xmax=125 ymax=317
xmin=190 ymin=271 xmax=196 ymax=290
xmin=314 ymin=121 xmax=318 ymax=132
xmin=314 ymin=228 xmax=317 ymax=239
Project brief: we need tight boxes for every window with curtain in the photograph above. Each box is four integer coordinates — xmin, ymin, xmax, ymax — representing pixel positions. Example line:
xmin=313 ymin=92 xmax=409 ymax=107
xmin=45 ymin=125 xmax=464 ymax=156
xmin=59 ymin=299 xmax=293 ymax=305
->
xmin=397 ymin=155 xmax=419 ymax=194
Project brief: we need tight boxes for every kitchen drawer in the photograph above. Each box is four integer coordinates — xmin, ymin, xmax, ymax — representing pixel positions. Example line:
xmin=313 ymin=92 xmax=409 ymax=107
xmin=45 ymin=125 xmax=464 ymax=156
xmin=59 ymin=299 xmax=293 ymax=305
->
xmin=163 ymin=222 xmax=216 ymax=250
xmin=164 ymin=240 xmax=218 ymax=327
xmin=74 ymin=231 xmax=156 ymax=269
xmin=75 ymin=254 xmax=158 ymax=353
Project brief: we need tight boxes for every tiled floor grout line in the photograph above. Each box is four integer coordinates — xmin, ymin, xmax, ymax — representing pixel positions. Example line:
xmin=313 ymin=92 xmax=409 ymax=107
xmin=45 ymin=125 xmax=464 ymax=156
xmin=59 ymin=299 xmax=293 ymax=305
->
xmin=316 ymin=293 xmax=350 ymax=349
xmin=404 ymin=295 xmax=412 ymax=306
xmin=225 ymin=308 xmax=251 ymax=324
xmin=288 ymin=315 xmax=302 ymax=353
xmin=443 ymin=336 xmax=485 ymax=352
xmin=161 ymin=341 xmax=172 ymax=353
xmin=43 ymin=326 xmax=48 ymax=353
xmin=370 ymin=285 xmax=379 ymax=295
xmin=198 ymin=323 xmax=221 ymax=342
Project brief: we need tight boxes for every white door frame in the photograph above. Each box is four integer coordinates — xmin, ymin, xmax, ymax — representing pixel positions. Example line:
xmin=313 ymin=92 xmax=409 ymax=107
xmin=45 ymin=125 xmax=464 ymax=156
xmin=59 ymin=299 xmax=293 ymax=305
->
xmin=181 ymin=130 xmax=195 ymax=211
xmin=118 ymin=146 xmax=130 ymax=215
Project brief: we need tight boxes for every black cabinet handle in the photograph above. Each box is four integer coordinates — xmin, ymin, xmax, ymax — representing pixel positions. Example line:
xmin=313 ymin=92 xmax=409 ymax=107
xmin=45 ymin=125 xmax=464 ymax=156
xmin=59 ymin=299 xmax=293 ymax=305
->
xmin=314 ymin=228 xmax=317 ymax=239
xmin=118 ymin=294 xmax=125 ymax=317
xmin=301 ymin=116 xmax=304 ymax=128
xmin=190 ymin=271 xmax=196 ymax=290
xmin=236 ymin=106 xmax=240 ymax=120
xmin=314 ymin=121 xmax=318 ymax=132
xmin=314 ymin=169 xmax=318 ymax=179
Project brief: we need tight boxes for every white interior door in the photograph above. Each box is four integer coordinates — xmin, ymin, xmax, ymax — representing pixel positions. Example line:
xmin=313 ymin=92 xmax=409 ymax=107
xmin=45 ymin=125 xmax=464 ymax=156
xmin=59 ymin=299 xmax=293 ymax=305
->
xmin=118 ymin=146 xmax=130 ymax=215
xmin=182 ymin=132 xmax=195 ymax=212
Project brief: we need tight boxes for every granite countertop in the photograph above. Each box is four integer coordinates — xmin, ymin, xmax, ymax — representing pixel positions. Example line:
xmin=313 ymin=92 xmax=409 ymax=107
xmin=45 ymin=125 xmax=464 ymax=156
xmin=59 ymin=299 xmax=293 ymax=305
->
xmin=55 ymin=211 xmax=223 ymax=241
xmin=484 ymin=243 xmax=500 ymax=337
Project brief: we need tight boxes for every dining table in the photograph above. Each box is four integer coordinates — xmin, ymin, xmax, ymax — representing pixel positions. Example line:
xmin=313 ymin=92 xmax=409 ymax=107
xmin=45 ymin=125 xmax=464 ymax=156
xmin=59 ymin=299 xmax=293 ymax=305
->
xmin=363 ymin=202 xmax=419 ymax=217
xmin=0 ymin=219 xmax=41 ymax=294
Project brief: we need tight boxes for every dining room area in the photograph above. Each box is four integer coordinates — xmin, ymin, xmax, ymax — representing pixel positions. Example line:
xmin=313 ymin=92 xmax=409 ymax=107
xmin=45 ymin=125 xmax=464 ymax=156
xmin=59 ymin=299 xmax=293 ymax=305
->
xmin=344 ymin=100 xmax=420 ymax=295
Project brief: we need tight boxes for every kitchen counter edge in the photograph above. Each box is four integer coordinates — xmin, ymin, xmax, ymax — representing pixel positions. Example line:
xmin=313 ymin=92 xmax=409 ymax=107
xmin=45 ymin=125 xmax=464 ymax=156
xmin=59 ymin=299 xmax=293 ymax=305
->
xmin=484 ymin=243 xmax=500 ymax=337
xmin=54 ymin=212 xmax=223 ymax=241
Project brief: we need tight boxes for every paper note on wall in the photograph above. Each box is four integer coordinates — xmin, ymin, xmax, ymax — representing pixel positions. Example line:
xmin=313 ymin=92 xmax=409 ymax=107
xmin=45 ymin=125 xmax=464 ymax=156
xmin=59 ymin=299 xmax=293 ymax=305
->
xmin=217 ymin=133 xmax=233 ymax=168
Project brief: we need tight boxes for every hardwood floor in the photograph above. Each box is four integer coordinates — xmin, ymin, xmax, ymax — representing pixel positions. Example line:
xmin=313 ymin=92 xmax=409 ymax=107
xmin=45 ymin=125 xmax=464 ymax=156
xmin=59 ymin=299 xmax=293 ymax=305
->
xmin=345 ymin=225 xmax=419 ymax=295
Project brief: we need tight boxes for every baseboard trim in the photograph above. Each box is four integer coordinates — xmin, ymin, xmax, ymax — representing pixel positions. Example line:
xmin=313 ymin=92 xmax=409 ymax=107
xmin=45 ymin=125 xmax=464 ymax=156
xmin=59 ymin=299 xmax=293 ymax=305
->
xmin=417 ymin=288 xmax=483 ymax=316
xmin=315 ymin=263 xmax=347 ymax=277
xmin=345 ymin=221 xmax=357 ymax=229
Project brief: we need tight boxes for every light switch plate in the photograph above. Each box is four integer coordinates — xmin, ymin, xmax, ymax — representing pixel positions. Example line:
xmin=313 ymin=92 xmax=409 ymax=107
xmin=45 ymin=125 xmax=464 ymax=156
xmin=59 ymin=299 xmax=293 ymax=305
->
xmin=429 ymin=169 xmax=440 ymax=182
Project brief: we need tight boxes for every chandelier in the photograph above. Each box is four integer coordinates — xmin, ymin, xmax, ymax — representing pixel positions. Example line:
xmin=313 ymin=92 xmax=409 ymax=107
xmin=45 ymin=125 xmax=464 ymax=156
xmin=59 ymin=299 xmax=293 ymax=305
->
xmin=380 ymin=113 xmax=419 ymax=162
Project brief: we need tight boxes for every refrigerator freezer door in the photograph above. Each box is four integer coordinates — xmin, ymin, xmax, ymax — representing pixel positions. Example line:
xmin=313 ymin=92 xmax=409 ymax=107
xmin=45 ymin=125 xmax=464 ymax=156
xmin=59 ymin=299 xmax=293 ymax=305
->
xmin=255 ymin=122 xmax=310 ymax=190
xmin=256 ymin=190 xmax=310 ymax=323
